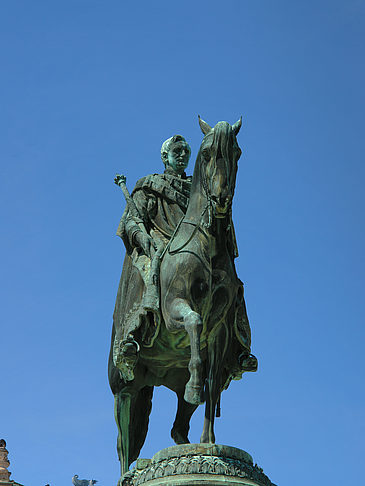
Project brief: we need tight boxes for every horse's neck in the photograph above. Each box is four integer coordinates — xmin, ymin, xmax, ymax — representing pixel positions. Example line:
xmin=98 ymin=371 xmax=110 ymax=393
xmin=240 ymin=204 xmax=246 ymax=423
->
xmin=184 ymin=162 xmax=209 ymax=224
xmin=185 ymin=189 xmax=229 ymax=245
xmin=184 ymin=191 xmax=209 ymax=225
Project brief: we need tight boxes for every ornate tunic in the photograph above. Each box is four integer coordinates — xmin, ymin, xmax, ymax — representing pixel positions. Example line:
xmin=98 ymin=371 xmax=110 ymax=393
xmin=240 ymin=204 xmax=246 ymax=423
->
xmin=117 ymin=169 xmax=192 ymax=252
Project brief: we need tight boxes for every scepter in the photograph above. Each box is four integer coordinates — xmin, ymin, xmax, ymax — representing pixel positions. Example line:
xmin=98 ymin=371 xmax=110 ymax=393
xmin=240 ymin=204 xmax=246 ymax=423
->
xmin=114 ymin=174 xmax=147 ymax=234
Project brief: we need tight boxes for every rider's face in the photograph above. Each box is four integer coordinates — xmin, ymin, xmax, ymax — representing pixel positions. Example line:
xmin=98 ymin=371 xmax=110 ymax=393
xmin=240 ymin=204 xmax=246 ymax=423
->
xmin=167 ymin=142 xmax=190 ymax=174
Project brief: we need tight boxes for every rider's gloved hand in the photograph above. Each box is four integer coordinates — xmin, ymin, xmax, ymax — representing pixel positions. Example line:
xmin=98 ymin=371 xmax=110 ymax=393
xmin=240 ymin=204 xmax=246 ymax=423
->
xmin=134 ymin=232 xmax=156 ymax=257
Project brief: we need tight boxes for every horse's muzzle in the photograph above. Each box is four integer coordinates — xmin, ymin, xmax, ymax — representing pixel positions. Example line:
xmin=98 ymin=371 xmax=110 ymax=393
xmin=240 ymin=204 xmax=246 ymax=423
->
xmin=211 ymin=195 xmax=232 ymax=217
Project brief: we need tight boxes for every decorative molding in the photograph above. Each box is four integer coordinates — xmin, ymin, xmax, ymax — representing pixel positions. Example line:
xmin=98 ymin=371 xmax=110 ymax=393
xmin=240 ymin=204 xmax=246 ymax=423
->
xmin=122 ymin=453 xmax=274 ymax=486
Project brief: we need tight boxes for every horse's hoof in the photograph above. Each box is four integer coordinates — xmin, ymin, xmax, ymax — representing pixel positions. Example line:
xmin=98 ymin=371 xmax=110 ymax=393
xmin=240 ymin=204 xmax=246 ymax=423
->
xmin=184 ymin=385 xmax=204 ymax=405
xmin=171 ymin=427 xmax=190 ymax=445
xmin=200 ymin=435 xmax=215 ymax=444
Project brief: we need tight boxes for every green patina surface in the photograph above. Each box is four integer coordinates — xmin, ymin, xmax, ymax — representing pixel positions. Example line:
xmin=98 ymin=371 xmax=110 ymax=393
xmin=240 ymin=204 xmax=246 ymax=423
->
xmin=108 ymin=118 xmax=258 ymax=484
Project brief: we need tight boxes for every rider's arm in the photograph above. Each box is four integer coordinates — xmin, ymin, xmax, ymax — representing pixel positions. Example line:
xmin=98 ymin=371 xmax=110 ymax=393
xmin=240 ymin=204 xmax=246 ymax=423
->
xmin=124 ymin=189 xmax=148 ymax=247
xmin=116 ymin=188 xmax=147 ymax=252
xmin=118 ymin=189 xmax=154 ymax=258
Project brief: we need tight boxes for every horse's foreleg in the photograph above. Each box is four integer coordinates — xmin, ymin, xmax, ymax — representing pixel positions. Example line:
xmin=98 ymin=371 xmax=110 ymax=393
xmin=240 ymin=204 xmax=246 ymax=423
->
xmin=200 ymin=381 xmax=218 ymax=444
xmin=164 ymin=298 xmax=204 ymax=405
xmin=185 ymin=309 xmax=204 ymax=405
xmin=171 ymin=390 xmax=198 ymax=444
xmin=181 ymin=303 xmax=204 ymax=405
xmin=200 ymin=327 xmax=227 ymax=444
xmin=114 ymin=392 xmax=131 ymax=476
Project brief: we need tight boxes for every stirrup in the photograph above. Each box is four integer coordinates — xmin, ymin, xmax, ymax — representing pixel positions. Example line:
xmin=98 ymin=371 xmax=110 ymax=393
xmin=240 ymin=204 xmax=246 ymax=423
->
xmin=120 ymin=339 xmax=140 ymax=358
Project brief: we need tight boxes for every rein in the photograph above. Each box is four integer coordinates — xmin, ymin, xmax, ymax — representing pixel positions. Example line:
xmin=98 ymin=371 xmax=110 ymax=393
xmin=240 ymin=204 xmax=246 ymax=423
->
xmin=160 ymin=198 xmax=211 ymax=258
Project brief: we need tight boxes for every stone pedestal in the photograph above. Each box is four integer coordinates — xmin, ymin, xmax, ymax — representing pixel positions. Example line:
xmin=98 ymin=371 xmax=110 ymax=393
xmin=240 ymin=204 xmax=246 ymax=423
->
xmin=122 ymin=444 xmax=276 ymax=486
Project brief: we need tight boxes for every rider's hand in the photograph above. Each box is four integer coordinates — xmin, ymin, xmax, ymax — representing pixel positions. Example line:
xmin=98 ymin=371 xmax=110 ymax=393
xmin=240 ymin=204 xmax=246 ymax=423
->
xmin=134 ymin=232 xmax=156 ymax=257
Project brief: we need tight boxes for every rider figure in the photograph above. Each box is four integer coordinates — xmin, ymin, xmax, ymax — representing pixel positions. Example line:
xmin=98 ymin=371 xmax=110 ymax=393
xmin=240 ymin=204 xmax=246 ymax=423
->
xmin=113 ymin=135 xmax=192 ymax=380
xmin=120 ymin=135 xmax=191 ymax=258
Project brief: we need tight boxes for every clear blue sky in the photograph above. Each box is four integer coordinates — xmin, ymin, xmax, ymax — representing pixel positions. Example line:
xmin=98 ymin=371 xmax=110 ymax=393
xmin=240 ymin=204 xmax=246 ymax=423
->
xmin=1 ymin=1 xmax=364 ymax=485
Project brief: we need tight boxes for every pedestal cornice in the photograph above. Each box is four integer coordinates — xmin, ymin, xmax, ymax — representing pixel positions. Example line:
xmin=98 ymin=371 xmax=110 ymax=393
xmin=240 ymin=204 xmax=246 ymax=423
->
xmin=121 ymin=444 xmax=276 ymax=486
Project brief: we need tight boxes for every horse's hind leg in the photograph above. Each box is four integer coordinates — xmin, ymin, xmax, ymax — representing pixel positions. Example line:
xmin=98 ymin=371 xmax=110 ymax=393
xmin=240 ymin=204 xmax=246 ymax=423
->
xmin=114 ymin=385 xmax=153 ymax=479
xmin=163 ymin=298 xmax=204 ymax=405
xmin=129 ymin=386 xmax=154 ymax=463
xmin=171 ymin=389 xmax=198 ymax=444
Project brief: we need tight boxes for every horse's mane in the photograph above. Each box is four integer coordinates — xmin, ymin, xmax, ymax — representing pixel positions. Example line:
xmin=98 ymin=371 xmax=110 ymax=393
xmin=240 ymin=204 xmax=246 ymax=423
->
xmin=210 ymin=121 xmax=235 ymax=165
xmin=191 ymin=121 xmax=235 ymax=193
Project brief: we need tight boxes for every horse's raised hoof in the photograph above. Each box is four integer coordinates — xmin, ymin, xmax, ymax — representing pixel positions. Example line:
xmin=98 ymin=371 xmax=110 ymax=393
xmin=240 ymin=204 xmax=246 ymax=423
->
xmin=184 ymin=384 xmax=204 ymax=405
xmin=171 ymin=427 xmax=190 ymax=445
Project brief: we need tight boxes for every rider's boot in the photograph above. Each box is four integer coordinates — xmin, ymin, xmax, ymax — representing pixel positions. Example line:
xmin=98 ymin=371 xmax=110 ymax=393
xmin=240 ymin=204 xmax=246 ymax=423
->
xmin=113 ymin=336 xmax=140 ymax=382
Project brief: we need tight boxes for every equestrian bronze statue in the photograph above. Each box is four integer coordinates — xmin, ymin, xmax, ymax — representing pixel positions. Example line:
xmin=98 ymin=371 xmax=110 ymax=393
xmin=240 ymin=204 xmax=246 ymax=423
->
xmin=108 ymin=117 xmax=257 ymax=480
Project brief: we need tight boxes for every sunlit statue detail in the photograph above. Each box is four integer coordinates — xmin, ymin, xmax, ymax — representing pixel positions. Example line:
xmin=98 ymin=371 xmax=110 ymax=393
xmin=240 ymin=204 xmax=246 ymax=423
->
xmin=108 ymin=117 xmax=258 ymax=481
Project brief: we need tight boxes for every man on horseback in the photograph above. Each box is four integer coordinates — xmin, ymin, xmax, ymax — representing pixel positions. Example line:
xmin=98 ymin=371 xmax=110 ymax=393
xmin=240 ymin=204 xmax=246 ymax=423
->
xmin=109 ymin=119 xmax=258 ymax=479
xmin=112 ymin=135 xmax=192 ymax=381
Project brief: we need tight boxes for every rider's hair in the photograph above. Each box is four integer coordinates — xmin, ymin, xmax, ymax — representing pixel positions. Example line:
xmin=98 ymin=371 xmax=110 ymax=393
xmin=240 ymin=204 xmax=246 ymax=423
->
xmin=160 ymin=135 xmax=191 ymax=167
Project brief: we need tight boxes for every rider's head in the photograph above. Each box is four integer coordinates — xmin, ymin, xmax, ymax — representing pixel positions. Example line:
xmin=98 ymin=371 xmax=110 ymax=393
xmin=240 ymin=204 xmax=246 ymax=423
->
xmin=161 ymin=135 xmax=191 ymax=175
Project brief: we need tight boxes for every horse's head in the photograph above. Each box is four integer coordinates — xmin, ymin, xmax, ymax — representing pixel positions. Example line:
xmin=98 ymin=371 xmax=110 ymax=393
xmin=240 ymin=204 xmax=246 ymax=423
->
xmin=198 ymin=116 xmax=242 ymax=218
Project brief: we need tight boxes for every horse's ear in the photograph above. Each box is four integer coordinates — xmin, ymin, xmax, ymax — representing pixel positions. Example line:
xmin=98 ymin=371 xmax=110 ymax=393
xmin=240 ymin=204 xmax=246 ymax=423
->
xmin=232 ymin=117 xmax=242 ymax=135
xmin=198 ymin=115 xmax=212 ymax=135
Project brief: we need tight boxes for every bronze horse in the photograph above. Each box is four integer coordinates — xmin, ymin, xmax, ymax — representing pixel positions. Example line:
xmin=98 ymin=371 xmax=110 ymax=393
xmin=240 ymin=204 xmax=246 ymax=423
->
xmin=108 ymin=118 xmax=257 ymax=480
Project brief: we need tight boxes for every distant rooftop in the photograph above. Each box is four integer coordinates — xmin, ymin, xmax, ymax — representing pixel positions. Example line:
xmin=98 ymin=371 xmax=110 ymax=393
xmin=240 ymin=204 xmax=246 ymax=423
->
xmin=0 ymin=440 xmax=24 ymax=486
